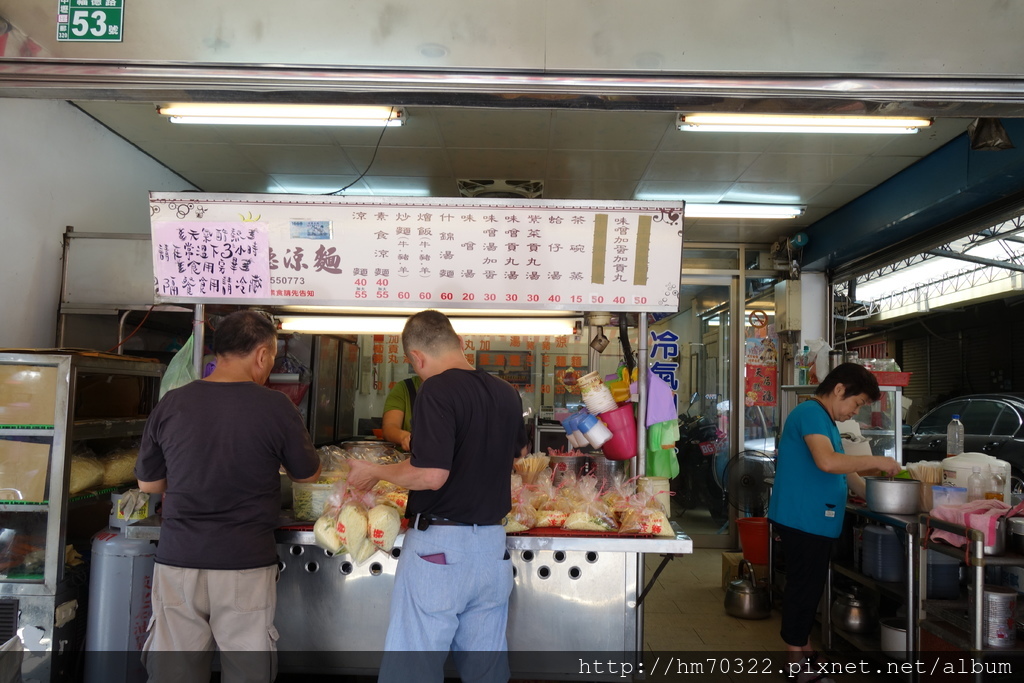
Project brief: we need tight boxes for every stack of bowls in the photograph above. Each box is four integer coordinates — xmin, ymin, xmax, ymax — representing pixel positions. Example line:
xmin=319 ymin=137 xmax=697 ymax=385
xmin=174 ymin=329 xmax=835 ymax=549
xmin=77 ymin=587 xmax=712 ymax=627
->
xmin=577 ymin=371 xmax=617 ymax=415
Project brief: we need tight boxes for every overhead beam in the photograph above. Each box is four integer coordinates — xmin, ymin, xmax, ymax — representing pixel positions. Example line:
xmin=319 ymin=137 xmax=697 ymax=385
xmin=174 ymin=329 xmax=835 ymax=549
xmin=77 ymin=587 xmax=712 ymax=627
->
xmin=803 ymin=119 xmax=1024 ymax=275
xmin=926 ymin=248 xmax=1024 ymax=273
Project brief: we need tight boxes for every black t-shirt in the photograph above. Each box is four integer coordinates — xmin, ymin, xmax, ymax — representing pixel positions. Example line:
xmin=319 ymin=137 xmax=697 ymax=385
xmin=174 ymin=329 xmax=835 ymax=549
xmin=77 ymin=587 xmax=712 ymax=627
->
xmin=407 ymin=368 xmax=528 ymax=525
xmin=136 ymin=380 xmax=319 ymax=569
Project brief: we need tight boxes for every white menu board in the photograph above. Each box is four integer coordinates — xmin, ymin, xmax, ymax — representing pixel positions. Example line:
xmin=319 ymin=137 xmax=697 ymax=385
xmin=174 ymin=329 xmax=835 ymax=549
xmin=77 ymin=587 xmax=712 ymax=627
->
xmin=149 ymin=193 xmax=684 ymax=312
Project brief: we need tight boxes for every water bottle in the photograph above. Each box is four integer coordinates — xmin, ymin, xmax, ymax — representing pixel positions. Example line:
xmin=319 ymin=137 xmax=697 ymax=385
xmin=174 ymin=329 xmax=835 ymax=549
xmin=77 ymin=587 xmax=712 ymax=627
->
xmin=796 ymin=345 xmax=810 ymax=385
xmin=946 ymin=415 xmax=964 ymax=457
xmin=967 ymin=466 xmax=985 ymax=502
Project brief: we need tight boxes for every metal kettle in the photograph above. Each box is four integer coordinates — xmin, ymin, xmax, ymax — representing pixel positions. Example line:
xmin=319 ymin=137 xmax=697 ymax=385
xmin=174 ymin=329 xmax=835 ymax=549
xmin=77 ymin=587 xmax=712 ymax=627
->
xmin=724 ymin=559 xmax=771 ymax=620
xmin=830 ymin=590 xmax=877 ymax=633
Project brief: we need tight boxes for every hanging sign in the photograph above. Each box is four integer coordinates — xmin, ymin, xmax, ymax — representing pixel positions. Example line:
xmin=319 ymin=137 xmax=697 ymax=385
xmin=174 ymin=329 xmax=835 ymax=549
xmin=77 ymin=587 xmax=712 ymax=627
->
xmin=57 ymin=0 xmax=124 ymax=42
xmin=149 ymin=193 xmax=684 ymax=312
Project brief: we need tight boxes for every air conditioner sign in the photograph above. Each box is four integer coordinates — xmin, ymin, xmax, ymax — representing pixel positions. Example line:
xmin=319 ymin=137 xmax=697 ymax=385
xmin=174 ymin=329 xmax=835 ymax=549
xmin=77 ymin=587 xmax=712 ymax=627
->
xmin=57 ymin=0 xmax=124 ymax=42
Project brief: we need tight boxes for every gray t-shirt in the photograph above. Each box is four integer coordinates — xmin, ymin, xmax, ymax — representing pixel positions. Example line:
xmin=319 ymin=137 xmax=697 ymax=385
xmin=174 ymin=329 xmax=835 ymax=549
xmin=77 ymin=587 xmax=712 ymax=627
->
xmin=136 ymin=380 xmax=319 ymax=570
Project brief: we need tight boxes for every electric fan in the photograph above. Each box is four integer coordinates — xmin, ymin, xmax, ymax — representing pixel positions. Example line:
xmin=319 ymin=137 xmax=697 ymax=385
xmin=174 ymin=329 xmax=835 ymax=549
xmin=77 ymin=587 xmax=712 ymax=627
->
xmin=723 ymin=450 xmax=776 ymax=517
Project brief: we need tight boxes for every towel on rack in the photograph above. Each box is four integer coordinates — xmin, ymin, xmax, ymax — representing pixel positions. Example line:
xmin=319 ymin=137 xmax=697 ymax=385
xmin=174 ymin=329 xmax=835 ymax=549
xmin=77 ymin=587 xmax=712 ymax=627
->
xmin=929 ymin=499 xmax=1010 ymax=547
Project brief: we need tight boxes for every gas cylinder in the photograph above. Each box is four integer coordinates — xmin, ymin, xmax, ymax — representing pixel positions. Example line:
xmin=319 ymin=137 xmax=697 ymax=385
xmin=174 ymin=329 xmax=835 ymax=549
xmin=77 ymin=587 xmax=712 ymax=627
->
xmin=83 ymin=492 xmax=158 ymax=683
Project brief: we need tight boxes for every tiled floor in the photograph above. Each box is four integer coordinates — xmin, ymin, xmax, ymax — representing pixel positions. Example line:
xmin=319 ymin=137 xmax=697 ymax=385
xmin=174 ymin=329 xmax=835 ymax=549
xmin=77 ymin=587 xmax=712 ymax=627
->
xmin=642 ymin=547 xmax=900 ymax=682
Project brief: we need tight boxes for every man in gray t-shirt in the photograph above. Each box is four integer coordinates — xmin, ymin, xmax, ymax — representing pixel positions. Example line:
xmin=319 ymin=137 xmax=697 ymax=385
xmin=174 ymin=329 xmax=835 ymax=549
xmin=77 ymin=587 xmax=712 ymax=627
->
xmin=136 ymin=310 xmax=320 ymax=683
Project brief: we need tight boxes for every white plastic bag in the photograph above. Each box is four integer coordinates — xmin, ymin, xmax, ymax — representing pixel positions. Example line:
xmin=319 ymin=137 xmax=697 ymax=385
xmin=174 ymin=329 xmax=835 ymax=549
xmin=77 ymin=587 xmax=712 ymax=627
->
xmin=159 ymin=335 xmax=198 ymax=399
xmin=805 ymin=338 xmax=832 ymax=384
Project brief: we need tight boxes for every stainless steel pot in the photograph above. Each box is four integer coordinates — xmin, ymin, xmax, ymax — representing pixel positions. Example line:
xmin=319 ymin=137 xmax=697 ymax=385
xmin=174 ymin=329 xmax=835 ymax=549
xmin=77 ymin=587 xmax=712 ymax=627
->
xmin=1009 ymin=517 xmax=1024 ymax=555
xmin=983 ymin=515 xmax=1006 ymax=556
xmin=830 ymin=591 xmax=876 ymax=634
xmin=336 ymin=440 xmax=405 ymax=464
xmin=864 ymin=477 xmax=921 ymax=515
xmin=724 ymin=560 xmax=771 ymax=620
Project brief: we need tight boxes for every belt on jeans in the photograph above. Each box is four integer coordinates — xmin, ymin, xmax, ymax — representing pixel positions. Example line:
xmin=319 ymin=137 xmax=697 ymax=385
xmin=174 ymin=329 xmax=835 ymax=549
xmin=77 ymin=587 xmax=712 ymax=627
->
xmin=413 ymin=513 xmax=497 ymax=531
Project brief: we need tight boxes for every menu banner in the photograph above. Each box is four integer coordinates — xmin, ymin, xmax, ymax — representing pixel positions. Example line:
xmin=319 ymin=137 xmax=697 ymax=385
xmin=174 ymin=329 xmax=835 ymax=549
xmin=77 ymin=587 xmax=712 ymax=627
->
xmin=149 ymin=193 xmax=683 ymax=312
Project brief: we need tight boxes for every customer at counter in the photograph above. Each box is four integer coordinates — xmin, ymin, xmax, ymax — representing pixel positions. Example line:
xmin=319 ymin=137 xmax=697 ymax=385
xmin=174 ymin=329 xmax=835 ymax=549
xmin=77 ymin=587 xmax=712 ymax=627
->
xmin=135 ymin=310 xmax=322 ymax=683
xmin=381 ymin=374 xmax=421 ymax=451
xmin=348 ymin=309 xmax=529 ymax=683
xmin=767 ymin=362 xmax=900 ymax=680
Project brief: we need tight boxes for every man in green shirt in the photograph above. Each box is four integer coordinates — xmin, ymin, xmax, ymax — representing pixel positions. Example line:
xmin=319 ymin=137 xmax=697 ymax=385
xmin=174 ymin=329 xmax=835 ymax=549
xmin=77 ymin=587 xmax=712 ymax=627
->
xmin=381 ymin=375 xmax=422 ymax=451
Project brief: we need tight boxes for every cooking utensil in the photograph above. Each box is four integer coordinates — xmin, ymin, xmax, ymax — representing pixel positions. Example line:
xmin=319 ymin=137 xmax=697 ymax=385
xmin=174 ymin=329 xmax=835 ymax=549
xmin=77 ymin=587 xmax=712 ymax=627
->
xmin=864 ymin=476 xmax=921 ymax=515
xmin=724 ymin=559 xmax=771 ymax=620
xmin=830 ymin=590 xmax=877 ymax=633
xmin=880 ymin=618 xmax=908 ymax=660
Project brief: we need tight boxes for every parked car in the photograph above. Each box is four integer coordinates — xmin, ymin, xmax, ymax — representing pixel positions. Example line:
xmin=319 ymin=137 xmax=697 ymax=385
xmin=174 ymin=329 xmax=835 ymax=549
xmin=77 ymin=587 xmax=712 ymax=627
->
xmin=903 ymin=393 xmax=1024 ymax=493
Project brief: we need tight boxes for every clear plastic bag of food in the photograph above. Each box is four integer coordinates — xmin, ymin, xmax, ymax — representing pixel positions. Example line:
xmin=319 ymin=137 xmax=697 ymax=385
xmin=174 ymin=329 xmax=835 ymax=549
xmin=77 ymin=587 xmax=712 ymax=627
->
xmin=503 ymin=485 xmax=537 ymax=533
xmin=618 ymin=490 xmax=673 ymax=537
xmin=563 ymin=476 xmax=618 ymax=532
xmin=601 ymin=473 xmax=636 ymax=520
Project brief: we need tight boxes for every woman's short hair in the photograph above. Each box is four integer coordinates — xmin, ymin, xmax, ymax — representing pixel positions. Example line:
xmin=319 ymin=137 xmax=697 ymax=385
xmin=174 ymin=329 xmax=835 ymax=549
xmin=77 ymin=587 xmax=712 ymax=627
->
xmin=213 ymin=310 xmax=277 ymax=357
xmin=402 ymin=309 xmax=461 ymax=356
xmin=815 ymin=362 xmax=881 ymax=402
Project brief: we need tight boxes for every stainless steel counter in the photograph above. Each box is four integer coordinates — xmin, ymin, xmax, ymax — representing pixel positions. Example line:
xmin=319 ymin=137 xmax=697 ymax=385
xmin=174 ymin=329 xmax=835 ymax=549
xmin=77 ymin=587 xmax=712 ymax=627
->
xmin=127 ymin=516 xmax=692 ymax=676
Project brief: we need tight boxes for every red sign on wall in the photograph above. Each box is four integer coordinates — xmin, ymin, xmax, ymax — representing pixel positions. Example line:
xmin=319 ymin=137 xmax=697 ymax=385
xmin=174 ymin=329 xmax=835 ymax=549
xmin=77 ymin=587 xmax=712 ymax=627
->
xmin=744 ymin=364 xmax=777 ymax=406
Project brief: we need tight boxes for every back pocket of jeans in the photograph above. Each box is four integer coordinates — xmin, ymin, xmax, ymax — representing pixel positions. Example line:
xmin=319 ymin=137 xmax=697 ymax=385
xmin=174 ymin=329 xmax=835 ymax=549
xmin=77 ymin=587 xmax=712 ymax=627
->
xmin=234 ymin=568 xmax=273 ymax=613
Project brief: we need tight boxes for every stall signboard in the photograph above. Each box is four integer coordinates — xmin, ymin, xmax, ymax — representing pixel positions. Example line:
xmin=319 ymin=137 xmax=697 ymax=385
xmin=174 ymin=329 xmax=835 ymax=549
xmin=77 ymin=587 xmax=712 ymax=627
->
xmin=57 ymin=0 xmax=124 ymax=42
xmin=149 ymin=193 xmax=683 ymax=312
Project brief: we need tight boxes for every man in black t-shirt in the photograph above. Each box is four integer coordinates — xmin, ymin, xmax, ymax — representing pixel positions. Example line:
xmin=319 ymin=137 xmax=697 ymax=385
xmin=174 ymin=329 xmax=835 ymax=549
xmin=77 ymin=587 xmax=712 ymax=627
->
xmin=136 ymin=310 xmax=321 ymax=683
xmin=348 ymin=310 xmax=528 ymax=683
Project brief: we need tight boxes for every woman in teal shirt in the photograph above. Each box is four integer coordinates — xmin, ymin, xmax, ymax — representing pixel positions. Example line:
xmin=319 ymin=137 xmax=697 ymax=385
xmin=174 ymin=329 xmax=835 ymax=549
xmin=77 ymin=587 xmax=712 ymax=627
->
xmin=767 ymin=363 xmax=900 ymax=680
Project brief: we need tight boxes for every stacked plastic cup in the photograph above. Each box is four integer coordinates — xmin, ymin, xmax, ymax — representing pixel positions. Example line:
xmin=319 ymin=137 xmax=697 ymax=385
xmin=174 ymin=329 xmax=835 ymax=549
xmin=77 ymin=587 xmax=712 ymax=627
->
xmin=577 ymin=371 xmax=617 ymax=415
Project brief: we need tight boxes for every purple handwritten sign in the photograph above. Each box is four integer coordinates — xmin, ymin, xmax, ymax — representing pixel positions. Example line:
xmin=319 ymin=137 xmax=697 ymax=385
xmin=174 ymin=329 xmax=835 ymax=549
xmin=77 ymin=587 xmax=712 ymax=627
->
xmin=152 ymin=221 xmax=269 ymax=299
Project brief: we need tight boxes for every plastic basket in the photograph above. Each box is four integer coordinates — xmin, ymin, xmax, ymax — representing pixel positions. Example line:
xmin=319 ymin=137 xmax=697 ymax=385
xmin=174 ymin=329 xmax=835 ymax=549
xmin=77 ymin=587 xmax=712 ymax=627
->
xmin=871 ymin=371 xmax=912 ymax=387
xmin=268 ymin=382 xmax=310 ymax=406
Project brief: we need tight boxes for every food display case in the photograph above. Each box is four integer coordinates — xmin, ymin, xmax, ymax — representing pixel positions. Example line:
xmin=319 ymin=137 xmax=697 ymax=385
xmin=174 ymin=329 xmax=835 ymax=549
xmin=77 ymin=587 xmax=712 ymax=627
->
xmin=0 ymin=352 xmax=162 ymax=682
xmin=780 ymin=383 xmax=905 ymax=463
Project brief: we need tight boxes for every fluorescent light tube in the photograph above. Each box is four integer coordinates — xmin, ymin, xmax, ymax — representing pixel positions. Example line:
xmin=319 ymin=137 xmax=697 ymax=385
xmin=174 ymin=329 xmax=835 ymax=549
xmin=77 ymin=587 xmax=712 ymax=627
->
xmin=158 ymin=104 xmax=405 ymax=127
xmin=278 ymin=316 xmax=577 ymax=337
xmin=678 ymin=113 xmax=930 ymax=134
xmin=685 ymin=204 xmax=804 ymax=219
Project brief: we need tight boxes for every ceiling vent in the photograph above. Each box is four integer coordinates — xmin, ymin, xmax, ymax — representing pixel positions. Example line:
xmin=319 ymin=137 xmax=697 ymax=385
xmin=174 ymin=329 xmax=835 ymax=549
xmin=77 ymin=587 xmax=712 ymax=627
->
xmin=457 ymin=179 xmax=543 ymax=199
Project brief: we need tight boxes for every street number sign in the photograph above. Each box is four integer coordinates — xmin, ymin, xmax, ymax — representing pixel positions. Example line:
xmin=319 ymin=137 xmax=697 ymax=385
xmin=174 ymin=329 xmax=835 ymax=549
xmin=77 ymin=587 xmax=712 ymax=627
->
xmin=57 ymin=0 xmax=124 ymax=42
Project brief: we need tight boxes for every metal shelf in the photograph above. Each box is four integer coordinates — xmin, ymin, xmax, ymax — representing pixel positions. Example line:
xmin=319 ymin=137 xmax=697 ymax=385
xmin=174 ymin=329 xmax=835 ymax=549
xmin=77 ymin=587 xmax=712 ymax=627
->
xmin=832 ymin=561 xmax=908 ymax=600
xmin=0 ymin=428 xmax=55 ymax=436
xmin=71 ymin=417 xmax=149 ymax=440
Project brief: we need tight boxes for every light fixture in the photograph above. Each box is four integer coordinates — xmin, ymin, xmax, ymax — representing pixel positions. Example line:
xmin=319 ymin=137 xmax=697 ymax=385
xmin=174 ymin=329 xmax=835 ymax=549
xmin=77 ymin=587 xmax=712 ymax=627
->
xmin=678 ymin=113 xmax=931 ymax=135
xmin=278 ymin=316 xmax=578 ymax=337
xmin=157 ymin=104 xmax=405 ymax=127
xmin=685 ymin=204 xmax=804 ymax=219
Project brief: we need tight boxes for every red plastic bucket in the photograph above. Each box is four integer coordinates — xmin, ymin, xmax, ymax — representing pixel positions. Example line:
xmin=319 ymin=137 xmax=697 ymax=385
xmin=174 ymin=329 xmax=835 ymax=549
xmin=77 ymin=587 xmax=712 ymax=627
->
xmin=736 ymin=516 xmax=770 ymax=565
xmin=598 ymin=403 xmax=637 ymax=460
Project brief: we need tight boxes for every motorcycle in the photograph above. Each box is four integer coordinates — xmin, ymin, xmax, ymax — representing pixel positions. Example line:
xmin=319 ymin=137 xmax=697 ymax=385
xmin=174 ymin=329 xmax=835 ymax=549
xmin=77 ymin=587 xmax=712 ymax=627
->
xmin=672 ymin=393 xmax=729 ymax=525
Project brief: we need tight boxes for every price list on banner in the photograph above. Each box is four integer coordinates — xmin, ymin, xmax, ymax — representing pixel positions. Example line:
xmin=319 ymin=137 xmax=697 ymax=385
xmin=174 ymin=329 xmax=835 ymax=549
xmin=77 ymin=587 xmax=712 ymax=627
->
xmin=57 ymin=0 xmax=124 ymax=42
xmin=149 ymin=194 xmax=684 ymax=312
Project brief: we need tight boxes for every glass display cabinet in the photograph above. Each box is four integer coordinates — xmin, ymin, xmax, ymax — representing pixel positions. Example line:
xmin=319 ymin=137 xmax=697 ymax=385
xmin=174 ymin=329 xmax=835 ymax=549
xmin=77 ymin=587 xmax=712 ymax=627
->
xmin=0 ymin=353 xmax=162 ymax=681
xmin=780 ymin=384 xmax=904 ymax=463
